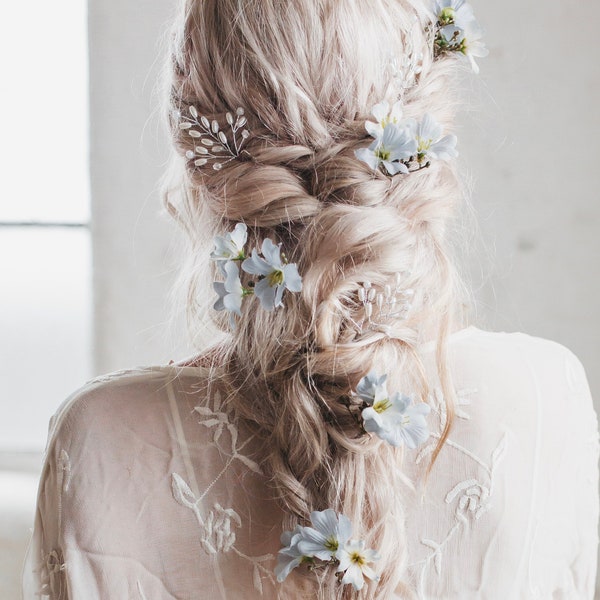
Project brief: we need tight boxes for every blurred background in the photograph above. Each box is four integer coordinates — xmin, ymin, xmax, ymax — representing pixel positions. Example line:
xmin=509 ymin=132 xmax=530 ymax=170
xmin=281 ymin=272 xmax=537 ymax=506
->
xmin=0 ymin=0 xmax=598 ymax=597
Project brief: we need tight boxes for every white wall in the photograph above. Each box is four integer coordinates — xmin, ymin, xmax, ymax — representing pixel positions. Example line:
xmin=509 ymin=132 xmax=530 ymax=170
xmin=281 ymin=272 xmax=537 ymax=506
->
xmin=89 ymin=0 xmax=191 ymax=375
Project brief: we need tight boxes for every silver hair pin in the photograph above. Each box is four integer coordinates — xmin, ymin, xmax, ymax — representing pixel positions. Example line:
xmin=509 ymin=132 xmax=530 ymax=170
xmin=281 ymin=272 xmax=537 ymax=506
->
xmin=387 ymin=18 xmax=424 ymax=99
xmin=353 ymin=274 xmax=414 ymax=335
xmin=178 ymin=106 xmax=250 ymax=171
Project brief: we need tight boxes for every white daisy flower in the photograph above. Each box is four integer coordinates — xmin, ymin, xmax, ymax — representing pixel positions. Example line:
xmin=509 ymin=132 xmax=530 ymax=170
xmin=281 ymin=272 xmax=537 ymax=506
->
xmin=355 ymin=372 xmax=389 ymax=404
xmin=434 ymin=0 xmax=475 ymax=30
xmin=458 ymin=20 xmax=489 ymax=74
xmin=361 ymin=391 xmax=431 ymax=448
xmin=337 ymin=539 xmax=380 ymax=591
xmin=355 ymin=123 xmax=417 ymax=176
xmin=241 ymin=238 xmax=302 ymax=311
xmin=210 ymin=222 xmax=248 ymax=262
xmin=297 ymin=509 xmax=353 ymax=562
xmin=365 ymin=101 xmax=404 ymax=138
xmin=414 ymin=113 xmax=458 ymax=162
xmin=275 ymin=526 xmax=310 ymax=582
xmin=213 ymin=260 xmax=245 ymax=327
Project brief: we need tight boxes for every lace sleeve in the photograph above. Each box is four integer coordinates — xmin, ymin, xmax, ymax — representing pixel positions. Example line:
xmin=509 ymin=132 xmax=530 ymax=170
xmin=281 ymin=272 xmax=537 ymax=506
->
xmin=566 ymin=353 xmax=600 ymax=597
xmin=22 ymin=412 xmax=70 ymax=599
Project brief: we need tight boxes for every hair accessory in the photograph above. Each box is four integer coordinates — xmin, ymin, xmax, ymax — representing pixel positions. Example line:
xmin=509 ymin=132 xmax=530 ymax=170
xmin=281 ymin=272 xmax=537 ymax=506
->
xmin=211 ymin=223 xmax=302 ymax=327
xmin=351 ymin=372 xmax=431 ymax=448
xmin=179 ymin=106 xmax=250 ymax=171
xmin=276 ymin=509 xmax=380 ymax=592
xmin=387 ymin=18 xmax=424 ymax=98
xmin=355 ymin=102 xmax=457 ymax=176
xmin=432 ymin=0 xmax=488 ymax=73
xmin=355 ymin=276 xmax=414 ymax=334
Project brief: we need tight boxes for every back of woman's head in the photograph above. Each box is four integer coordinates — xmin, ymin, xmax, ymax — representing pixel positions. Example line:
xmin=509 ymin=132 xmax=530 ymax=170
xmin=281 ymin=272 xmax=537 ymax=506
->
xmin=165 ymin=1 xmax=464 ymax=597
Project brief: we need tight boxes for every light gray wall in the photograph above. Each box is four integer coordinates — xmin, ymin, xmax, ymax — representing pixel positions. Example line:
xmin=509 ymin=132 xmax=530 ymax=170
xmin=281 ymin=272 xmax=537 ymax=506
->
xmin=460 ymin=1 xmax=599 ymax=403
xmin=89 ymin=0 xmax=190 ymax=374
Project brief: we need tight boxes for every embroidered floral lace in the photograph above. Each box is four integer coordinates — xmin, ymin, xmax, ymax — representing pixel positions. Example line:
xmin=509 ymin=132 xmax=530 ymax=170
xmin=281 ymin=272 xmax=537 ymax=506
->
xmin=22 ymin=328 xmax=599 ymax=599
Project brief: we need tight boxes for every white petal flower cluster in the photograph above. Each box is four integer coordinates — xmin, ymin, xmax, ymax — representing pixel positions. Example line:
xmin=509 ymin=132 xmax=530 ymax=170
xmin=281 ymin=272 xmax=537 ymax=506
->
xmin=211 ymin=223 xmax=302 ymax=325
xmin=355 ymin=372 xmax=431 ymax=448
xmin=242 ymin=239 xmax=303 ymax=310
xmin=275 ymin=509 xmax=380 ymax=592
xmin=433 ymin=0 xmax=489 ymax=73
xmin=355 ymin=101 xmax=457 ymax=176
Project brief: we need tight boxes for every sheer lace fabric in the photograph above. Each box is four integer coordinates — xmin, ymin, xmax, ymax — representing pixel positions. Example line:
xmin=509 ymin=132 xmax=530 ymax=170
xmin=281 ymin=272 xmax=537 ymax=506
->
xmin=23 ymin=328 xmax=599 ymax=599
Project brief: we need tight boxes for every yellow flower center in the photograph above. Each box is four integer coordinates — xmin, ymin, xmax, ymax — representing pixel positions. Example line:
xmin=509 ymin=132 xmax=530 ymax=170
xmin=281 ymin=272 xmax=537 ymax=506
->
xmin=439 ymin=7 xmax=455 ymax=24
xmin=417 ymin=137 xmax=432 ymax=153
xmin=267 ymin=269 xmax=284 ymax=287
xmin=324 ymin=537 xmax=339 ymax=552
xmin=350 ymin=551 xmax=366 ymax=566
xmin=373 ymin=398 xmax=392 ymax=414
xmin=375 ymin=147 xmax=391 ymax=161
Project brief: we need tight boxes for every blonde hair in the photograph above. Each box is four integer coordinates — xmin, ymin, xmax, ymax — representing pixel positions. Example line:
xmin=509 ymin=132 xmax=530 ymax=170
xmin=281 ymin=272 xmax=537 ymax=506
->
xmin=164 ymin=0 xmax=465 ymax=597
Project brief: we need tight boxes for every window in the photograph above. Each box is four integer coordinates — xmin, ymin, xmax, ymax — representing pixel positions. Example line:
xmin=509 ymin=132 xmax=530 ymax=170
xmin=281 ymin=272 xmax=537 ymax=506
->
xmin=0 ymin=0 xmax=91 ymax=452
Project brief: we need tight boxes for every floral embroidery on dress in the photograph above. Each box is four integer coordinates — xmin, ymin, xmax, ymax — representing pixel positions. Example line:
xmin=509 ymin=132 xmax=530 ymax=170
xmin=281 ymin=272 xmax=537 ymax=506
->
xmin=194 ymin=389 xmax=263 ymax=475
xmin=171 ymin=472 xmax=276 ymax=594
xmin=170 ymin=388 xmax=275 ymax=595
xmin=57 ymin=449 xmax=71 ymax=494
xmin=410 ymin=386 xmax=508 ymax=588
xmin=39 ymin=549 xmax=67 ymax=599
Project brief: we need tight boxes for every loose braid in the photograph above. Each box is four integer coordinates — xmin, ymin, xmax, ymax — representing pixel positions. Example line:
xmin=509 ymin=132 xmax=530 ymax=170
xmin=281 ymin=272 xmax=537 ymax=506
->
xmin=164 ymin=1 xmax=466 ymax=597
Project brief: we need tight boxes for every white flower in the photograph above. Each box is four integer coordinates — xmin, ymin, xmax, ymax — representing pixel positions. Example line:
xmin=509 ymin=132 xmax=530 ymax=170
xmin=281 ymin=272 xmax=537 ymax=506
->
xmin=414 ymin=113 xmax=458 ymax=162
xmin=459 ymin=20 xmax=489 ymax=74
xmin=355 ymin=372 xmax=431 ymax=448
xmin=337 ymin=539 xmax=380 ymax=591
xmin=439 ymin=21 xmax=488 ymax=74
xmin=297 ymin=509 xmax=352 ymax=562
xmin=241 ymin=238 xmax=302 ymax=311
xmin=213 ymin=260 xmax=245 ymax=326
xmin=365 ymin=101 xmax=404 ymax=138
xmin=275 ymin=526 xmax=310 ymax=582
xmin=355 ymin=123 xmax=417 ymax=176
xmin=210 ymin=222 xmax=247 ymax=262
xmin=355 ymin=372 xmax=389 ymax=404
xmin=434 ymin=0 xmax=475 ymax=30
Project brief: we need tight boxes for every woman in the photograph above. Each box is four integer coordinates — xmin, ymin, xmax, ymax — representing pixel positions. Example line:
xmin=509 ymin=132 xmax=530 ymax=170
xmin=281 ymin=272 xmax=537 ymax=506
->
xmin=23 ymin=0 xmax=598 ymax=598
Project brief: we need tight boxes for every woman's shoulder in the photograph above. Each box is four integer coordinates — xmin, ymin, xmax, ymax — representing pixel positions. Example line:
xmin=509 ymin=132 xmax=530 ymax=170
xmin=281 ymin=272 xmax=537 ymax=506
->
xmin=445 ymin=325 xmax=590 ymax=383
xmin=46 ymin=363 xmax=213 ymax=451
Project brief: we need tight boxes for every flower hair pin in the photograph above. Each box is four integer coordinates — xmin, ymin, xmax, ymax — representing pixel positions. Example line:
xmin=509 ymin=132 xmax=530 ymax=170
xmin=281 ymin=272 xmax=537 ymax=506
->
xmin=346 ymin=372 xmax=431 ymax=448
xmin=179 ymin=106 xmax=250 ymax=171
xmin=211 ymin=223 xmax=302 ymax=327
xmin=355 ymin=102 xmax=458 ymax=176
xmin=276 ymin=509 xmax=380 ymax=592
xmin=432 ymin=0 xmax=488 ymax=73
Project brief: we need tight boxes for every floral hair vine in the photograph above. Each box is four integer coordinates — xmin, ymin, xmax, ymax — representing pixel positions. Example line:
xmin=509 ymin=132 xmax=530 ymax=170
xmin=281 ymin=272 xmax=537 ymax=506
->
xmin=211 ymin=223 xmax=302 ymax=327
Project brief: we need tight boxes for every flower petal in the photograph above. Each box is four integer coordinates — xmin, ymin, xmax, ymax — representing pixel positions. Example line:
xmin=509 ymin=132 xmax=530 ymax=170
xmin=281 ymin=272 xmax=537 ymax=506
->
xmin=261 ymin=238 xmax=283 ymax=268
xmin=253 ymin=277 xmax=278 ymax=311
xmin=283 ymin=264 xmax=302 ymax=292
xmin=241 ymin=249 xmax=272 ymax=276
xmin=309 ymin=508 xmax=339 ymax=537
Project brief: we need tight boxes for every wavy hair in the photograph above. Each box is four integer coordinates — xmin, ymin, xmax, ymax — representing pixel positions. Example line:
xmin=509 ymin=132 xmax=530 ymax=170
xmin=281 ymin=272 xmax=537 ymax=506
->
xmin=163 ymin=0 xmax=466 ymax=597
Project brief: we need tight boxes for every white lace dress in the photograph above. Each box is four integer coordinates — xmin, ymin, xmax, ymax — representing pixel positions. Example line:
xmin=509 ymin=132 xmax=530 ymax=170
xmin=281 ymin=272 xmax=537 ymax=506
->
xmin=22 ymin=327 xmax=599 ymax=599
